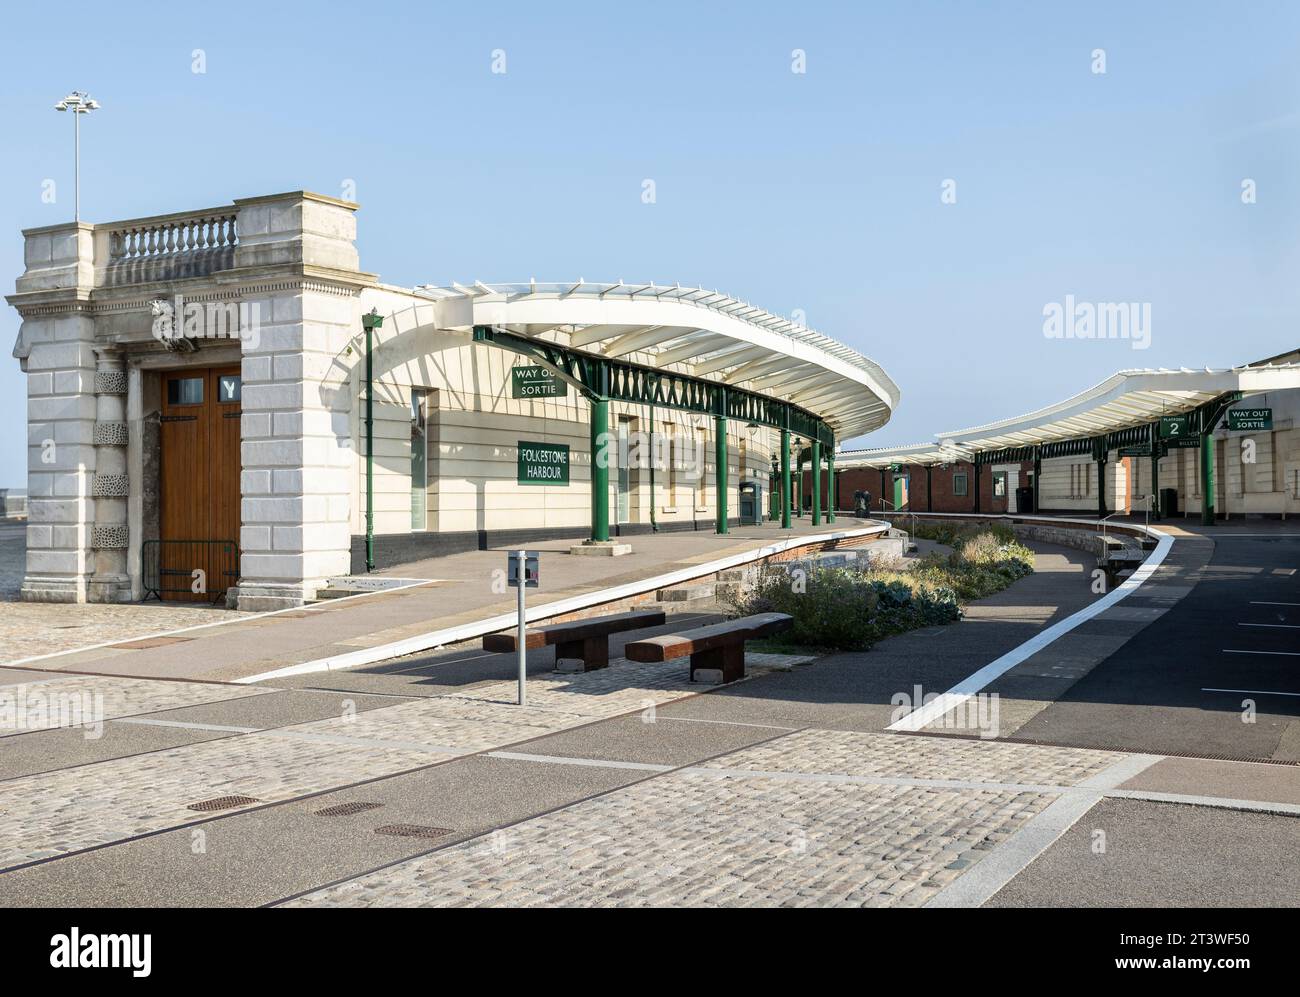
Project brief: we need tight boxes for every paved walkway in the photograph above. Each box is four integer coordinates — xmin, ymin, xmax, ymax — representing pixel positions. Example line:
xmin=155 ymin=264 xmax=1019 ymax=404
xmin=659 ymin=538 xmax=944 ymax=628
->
xmin=1 ymin=520 xmax=1296 ymax=907
xmin=0 ymin=518 xmax=875 ymax=682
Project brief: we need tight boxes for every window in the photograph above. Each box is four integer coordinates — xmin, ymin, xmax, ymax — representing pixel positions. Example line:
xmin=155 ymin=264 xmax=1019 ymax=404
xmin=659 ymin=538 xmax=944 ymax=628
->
xmin=166 ymin=377 xmax=203 ymax=405
xmin=953 ymin=471 xmax=968 ymax=497
xmin=217 ymin=374 xmax=241 ymax=404
xmin=993 ymin=471 xmax=1007 ymax=498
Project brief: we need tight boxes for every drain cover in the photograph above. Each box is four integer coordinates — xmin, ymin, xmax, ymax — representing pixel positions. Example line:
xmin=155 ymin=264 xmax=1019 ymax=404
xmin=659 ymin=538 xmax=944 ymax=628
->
xmin=374 ymin=824 xmax=453 ymax=839
xmin=314 ymin=801 xmax=383 ymax=817
xmin=187 ymin=795 xmax=259 ymax=812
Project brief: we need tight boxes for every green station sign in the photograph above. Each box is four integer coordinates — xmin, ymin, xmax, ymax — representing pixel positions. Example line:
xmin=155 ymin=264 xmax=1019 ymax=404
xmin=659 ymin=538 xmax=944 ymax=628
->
xmin=1158 ymin=414 xmax=1192 ymax=439
xmin=1226 ymin=407 xmax=1272 ymax=431
xmin=512 ymin=365 xmax=568 ymax=399
xmin=1161 ymin=437 xmax=1201 ymax=452
xmin=517 ymin=441 xmax=570 ymax=485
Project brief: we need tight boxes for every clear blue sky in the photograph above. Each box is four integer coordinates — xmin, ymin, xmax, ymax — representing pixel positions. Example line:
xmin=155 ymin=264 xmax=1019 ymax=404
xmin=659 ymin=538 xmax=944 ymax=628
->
xmin=3 ymin=0 xmax=1298 ymax=486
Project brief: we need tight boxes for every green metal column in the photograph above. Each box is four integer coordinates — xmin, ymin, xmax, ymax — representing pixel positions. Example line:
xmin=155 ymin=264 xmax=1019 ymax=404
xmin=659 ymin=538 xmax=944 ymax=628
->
xmin=1032 ymin=445 xmax=1042 ymax=515
xmin=780 ymin=428 xmax=792 ymax=528
xmin=714 ymin=412 xmax=728 ymax=535
xmin=1096 ymin=443 xmax=1108 ymax=519
xmin=590 ymin=396 xmax=610 ymax=542
xmin=1200 ymin=424 xmax=1216 ymax=526
xmin=362 ymin=310 xmax=383 ymax=572
xmin=826 ymin=450 xmax=836 ymax=523
xmin=811 ymin=439 xmax=822 ymax=526
xmin=1149 ymin=422 xmax=1161 ymax=521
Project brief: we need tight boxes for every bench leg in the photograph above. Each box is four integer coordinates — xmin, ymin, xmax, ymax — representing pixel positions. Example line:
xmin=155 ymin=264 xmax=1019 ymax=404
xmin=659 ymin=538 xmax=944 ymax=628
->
xmin=555 ymin=636 xmax=609 ymax=673
xmin=689 ymin=643 xmax=745 ymax=684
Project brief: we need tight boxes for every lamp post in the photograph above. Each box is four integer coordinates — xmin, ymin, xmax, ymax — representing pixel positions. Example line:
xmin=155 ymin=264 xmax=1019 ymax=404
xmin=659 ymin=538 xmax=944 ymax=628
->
xmin=54 ymin=91 xmax=100 ymax=222
xmin=362 ymin=309 xmax=384 ymax=572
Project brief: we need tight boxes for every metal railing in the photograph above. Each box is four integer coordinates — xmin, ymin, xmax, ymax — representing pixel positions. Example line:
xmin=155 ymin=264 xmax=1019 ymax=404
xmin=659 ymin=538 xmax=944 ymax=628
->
xmin=142 ymin=539 xmax=239 ymax=603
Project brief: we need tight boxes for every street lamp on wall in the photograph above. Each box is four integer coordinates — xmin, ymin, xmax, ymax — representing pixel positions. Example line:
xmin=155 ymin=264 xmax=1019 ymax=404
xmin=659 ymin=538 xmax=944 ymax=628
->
xmin=54 ymin=91 xmax=100 ymax=222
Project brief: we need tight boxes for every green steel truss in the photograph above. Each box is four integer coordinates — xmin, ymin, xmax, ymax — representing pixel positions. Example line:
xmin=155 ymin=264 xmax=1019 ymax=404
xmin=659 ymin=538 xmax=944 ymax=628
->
xmin=473 ymin=325 xmax=835 ymax=447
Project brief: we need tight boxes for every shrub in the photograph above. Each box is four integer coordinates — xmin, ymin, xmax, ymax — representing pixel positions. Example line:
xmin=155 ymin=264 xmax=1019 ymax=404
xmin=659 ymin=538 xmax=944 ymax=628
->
xmin=729 ymin=526 xmax=1034 ymax=652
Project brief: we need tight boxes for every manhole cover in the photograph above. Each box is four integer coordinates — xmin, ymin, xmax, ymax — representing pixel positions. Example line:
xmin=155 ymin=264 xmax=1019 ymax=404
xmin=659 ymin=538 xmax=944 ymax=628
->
xmin=187 ymin=795 xmax=260 ymax=812
xmin=374 ymin=824 xmax=453 ymax=840
xmin=314 ymin=801 xmax=384 ymax=817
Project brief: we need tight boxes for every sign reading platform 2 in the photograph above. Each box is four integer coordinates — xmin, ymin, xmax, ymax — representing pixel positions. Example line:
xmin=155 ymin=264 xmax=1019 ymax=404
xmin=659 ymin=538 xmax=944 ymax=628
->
xmin=512 ymin=365 xmax=567 ymax=398
xmin=518 ymin=441 xmax=570 ymax=485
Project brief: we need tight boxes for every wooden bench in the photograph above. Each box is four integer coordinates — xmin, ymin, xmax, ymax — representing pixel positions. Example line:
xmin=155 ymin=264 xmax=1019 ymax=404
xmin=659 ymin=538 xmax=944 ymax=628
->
xmin=624 ymin=612 xmax=794 ymax=683
xmin=482 ymin=608 xmax=666 ymax=672
xmin=1098 ymin=549 xmax=1145 ymax=589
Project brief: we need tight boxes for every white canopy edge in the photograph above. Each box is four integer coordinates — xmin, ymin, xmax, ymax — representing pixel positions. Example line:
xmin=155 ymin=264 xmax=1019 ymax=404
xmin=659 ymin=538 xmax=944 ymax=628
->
xmin=837 ymin=362 xmax=1300 ymax=468
xmin=411 ymin=281 xmax=900 ymax=439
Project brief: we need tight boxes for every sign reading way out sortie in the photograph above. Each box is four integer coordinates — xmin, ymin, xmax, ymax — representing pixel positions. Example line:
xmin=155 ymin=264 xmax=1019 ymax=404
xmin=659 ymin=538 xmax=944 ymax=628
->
xmin=517 ymin=441 xmax=570 ymax=485
xmin=1226 ymin=407 xmax=1272 ymax=431
xmin=512 ymin=365 xmax=568 ymax=398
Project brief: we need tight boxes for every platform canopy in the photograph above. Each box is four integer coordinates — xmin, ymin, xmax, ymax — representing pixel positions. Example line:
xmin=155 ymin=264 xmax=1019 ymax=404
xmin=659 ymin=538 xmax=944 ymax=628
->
xmin=837 ymin=363 xmax=1300 ymax=468
xmin=415 ymin=280 xmax=899 ymax=440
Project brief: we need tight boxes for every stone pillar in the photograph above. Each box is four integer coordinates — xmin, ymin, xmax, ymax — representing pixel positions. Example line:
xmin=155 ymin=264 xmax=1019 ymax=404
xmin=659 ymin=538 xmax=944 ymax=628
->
xmin=10 ymin=222 xmax=99 ymax=602
xmin=88 ymin=348 xmax=131 ymax=601
xmin=232 ymin=192 xmax=370 ymax=610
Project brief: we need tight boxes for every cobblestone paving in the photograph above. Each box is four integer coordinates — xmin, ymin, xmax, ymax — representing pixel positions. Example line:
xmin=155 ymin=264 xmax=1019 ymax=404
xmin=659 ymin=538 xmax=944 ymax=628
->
xmin=285 ymin=731 xmax=1121 ymax=907
xmin=704 ymin=729 xmax=1120 ymax=787
xmin=0 ymin=602 xmax=255 ymax=664
xmin=0 ymin=659 xmax=703 ymax=868
xmin=0 ymin=730 xmax=444 ymax=868
xmin=0 ymin=675 xmax=270 ymax=736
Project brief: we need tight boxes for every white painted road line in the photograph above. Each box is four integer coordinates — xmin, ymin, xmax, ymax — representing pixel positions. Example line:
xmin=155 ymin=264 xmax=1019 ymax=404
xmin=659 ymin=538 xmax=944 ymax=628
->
xmin=1251 ymin=601 xmax=1300 ymax=607
xmin=112 ymin=717 xmax=259 ymax=734
xmin=890 ymin=521 xmax=1173 ymax=733
xmin=486 ymin=751 xmax=672 ymax=772
xmin=1202 ymin=687 xmax=1300 ymax=698
xmin=1238 ymin=623 xmax=1299 ymax=629
xmin=923 ymin=753 xmax=1163 ymax=908
xmin=1224 ymin=649 xmax=1300 ymax=657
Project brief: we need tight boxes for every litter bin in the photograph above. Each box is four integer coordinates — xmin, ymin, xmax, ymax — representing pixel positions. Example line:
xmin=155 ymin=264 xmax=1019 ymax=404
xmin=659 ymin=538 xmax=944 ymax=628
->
xmin=1015 ymin=485 xmax=1034 ymax=514
xmin=1160 ymin=487 xmax=1179 ymax=516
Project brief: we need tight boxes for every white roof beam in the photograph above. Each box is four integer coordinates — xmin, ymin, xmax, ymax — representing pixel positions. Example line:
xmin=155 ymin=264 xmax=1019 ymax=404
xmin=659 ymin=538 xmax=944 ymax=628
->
xmin=692 ymin=345 xmax=768 ymax=376
xmin=654 ymin=334 xmax=736 ymax=366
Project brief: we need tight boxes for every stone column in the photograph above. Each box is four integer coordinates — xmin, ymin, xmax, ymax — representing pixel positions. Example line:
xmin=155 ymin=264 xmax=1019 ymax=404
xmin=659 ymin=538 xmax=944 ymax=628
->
xmin=9 ymin=222 xmax=99 ymax=602
xmin=232 ymin=192 xmax=370 ymax=610
xmin=88 ymin=348 xmax=131 ymax=601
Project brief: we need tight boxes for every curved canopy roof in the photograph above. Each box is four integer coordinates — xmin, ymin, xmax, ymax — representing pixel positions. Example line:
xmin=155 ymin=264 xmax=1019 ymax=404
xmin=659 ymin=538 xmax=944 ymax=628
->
xmin=413 ymin=281 xmax=899 ymax=440
xmin=838 ymin=362 xmax=1300 ymax=468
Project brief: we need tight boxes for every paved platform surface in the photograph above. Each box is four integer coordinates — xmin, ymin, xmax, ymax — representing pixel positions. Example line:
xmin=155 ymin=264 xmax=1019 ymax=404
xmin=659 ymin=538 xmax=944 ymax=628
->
xmin=0 ymin=517 xmax=875 ymax=682
xmin=1 ymin=530 xmax=1296 ymax=907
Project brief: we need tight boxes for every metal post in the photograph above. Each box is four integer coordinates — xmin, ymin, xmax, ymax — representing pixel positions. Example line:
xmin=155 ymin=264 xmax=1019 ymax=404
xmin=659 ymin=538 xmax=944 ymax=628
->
xmin=780 ymin=427 xmax=792 ymax=528
xmin=590 ymin=396 xmax=610 ymax=542
xmin=1096 ymin=444 xmax=1108 ymax=519
xmin=1032 ymin=445 xmax=1042 ymax=515
xmin=1200 ymin=422 xmax=1215 ymax=526
xmin=516 ymin=549 xmax=527 ymax=707
xmin=880 ymin=468 xmax=887 ymax=513
xmin=74 ymin=107 xmax=81 ymax=223
xmin=362 ymin=311 xmax=383 ymax=572
xmin=649 ymin=399 xmax=658 ymax=532
xmin=826 ymin=451 xmax=836 ymax=523
xmin=811 ymin=439 xmax=822 ymax=526
xmin=1149 ymin=423 xmax=1161 ymax=521
xmin=926 ymin=464 xmax=934 ymax=511
xmin=714 ymin=411 xmax=728 ymax=534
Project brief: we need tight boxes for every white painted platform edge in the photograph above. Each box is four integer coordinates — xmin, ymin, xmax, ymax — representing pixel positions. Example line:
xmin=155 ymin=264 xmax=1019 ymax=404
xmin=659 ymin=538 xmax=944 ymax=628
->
xmin=888 ymin=515 xmax=1175 ymax=732
xmin=235 ymin=522 xmax=890 ymax=685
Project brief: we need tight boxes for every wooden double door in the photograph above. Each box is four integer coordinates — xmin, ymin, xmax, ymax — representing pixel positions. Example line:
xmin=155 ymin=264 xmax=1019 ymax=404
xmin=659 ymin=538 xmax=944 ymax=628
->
xmin=158 ymin=366 xmax=241 ymax=601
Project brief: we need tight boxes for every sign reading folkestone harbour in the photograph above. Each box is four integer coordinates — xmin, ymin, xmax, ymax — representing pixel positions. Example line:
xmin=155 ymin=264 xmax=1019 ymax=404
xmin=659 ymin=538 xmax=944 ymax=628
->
xmin=518 ymin=441 xmax=570 ymax=485
xmin=1227 ymin=407 xmax=1272 ymax=431
xmin=512 ymin=365 xmax=568 ymax=398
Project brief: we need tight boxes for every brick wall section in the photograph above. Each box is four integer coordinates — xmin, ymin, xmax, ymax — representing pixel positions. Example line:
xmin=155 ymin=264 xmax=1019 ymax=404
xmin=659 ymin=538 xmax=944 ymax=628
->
xmin=833 ymin=461 xmax=1035 ymax=514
